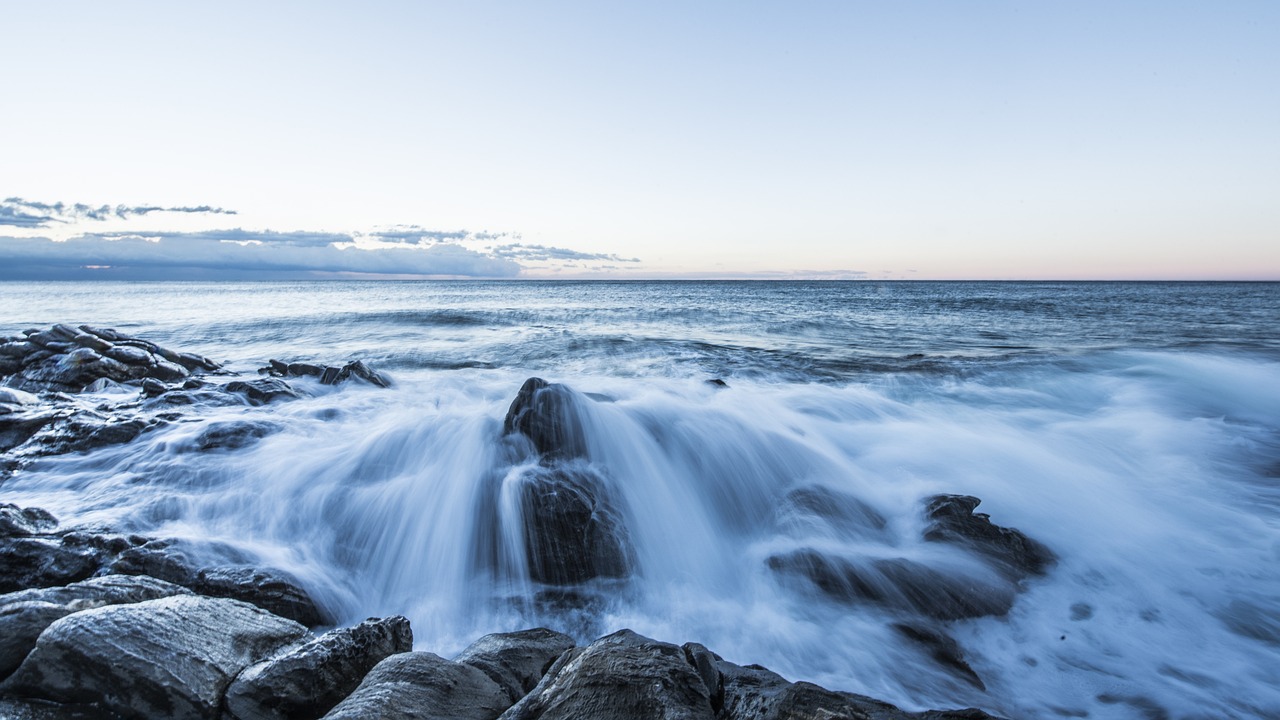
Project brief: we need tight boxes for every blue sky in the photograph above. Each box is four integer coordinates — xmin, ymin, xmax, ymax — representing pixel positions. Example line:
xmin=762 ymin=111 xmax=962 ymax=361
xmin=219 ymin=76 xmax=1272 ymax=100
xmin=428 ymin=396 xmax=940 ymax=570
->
xmin=2 ymin=1 xmax=1277 ymax=279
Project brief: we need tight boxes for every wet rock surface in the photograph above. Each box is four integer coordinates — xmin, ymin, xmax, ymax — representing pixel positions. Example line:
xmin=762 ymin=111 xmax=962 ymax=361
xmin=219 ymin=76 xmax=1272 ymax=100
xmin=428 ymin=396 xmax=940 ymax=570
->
xmin=321 ymin=651 xmax=512 ymax=720
xmin=259 ymin=358 xmax=392 ymax=388
xmin=504 ymin=377 xmax=590 ymax=460
xmin=455 ymin=628 xmax=577 ymax=704
xmin=923 ymin=495 xmax=1056 ymax=579
xmin=511 ymin=463 xmax=633 ymax=585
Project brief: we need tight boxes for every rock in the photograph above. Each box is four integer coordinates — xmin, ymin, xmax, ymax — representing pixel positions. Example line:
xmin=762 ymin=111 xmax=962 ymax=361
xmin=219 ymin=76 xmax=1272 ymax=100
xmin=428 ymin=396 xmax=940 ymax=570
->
xmin=923 ymin=495 xmax=1056 ymax=579
xmin=30 ymin=416 xmax=150 ymax=456
xmin=192 ymin=566 xmax=330 ymax=627
xmin=260 ymin=359 xmax=391 ymax=388
xmin=225 ymin=615 xmax=412 ymax=720
xmin=0 ymin=505 xmax=58 ymax=537
xmin=682 ymin=643 xmax=725 ymax=713
xmin=343 ymin=360 xmax=391 ymax=388
xmin=140 ymin=378 xmax=167 ymax=397
xmin=286 ymin=362 xmax=322 ymax=378
xmin=319 ymin=366 xmax=343 ymax=385
xmin=102 ymin=345 xmax=154 ymax=365
xmin=108 ymin=539 xmax=202 ymax=586
xmin=9 ymin=351 xmax=135 ymax=393
xmin=192 ymin=420 xmax=280 ymax=451
xmin=150 ymin=359 xmax=189 ymax=382
xmin=0 ymin=536 xmax=101 ymax=594
xmin=0 ymin=697 xmax=118 ymax=719
xmin=0 ymin=595 xmax=309 ymax=720
xmin=503 ymin=378 xmax=589 ymax=460
xmin=500 ymin=629 xmax=714 ymax=720
xmin=224 ymin=378 xmax=300 ymax=405
xmin=778 ymin=485 xmax=888 ymax=540
xmin=321 ymin=651 xmax=511 ymax=720
xmin=0 ymin=388 xmax=39 ymax=405
xmin=706 ymin=378 xmax=729 ymax=388
xmin=0 ymin=575 xmax=191 ymax=680
xmin=70 ymin=332 xmax=113 ymax=353
xmin=0 ymin=411 xmax=62 ymax=453
xmin=891 ymin=624 xmax=985 ymax=692
xmin=509 ymin=463 xmax=633 ymax=585
xmin=767 ymin=550 xmax=1016 ymax=620
xmin=455 ymin=628 xmax=576 ymax=704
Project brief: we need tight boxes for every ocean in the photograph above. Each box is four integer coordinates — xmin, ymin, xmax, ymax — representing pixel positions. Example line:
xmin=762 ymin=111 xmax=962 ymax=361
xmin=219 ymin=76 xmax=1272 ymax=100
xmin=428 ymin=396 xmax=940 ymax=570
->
xmin=3 ymin=280 xmax=1279 ymax=718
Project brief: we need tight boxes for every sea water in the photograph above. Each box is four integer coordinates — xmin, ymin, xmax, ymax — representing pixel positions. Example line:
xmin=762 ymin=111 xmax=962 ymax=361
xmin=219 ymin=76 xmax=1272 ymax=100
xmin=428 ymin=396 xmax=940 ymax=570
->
xmin=2 ymin=280 xmax=1278 ymax=719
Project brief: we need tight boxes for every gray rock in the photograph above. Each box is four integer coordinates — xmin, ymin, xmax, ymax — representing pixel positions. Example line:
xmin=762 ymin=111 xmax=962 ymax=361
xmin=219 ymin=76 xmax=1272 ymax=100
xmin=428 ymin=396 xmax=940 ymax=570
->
xmin=509 ymin=463 xmax=633 ymax=585
xmin=71 ymin=333 xmax=114 ymax=353
xmin=0 ymin=388 xmax=39 ymax=405
xmin=102 ymin=345 xmax=154 ymax=365
xmin=225 ymin=615 xmax=412 ymax=720
xmin=0 ymin=505 xmax=58 ymax=537
xmin=343 ymin=360 xmax=391 ymax=388
xmin=0 ymin=411 xmax=62 ymax=453
xmin=499 ymin=629 xmax=714 ymax=720
xmin=0 ymin=575 xmax=191 ymax=680
xmin=192 ymin=565 xmax=330 ymax=627
xmin=321 ymin=651 xmax=511 ymax=720
xmin=192 ymin=420 xmax=281 ymax=451
xmin=151 ymin=359 xmax=189 ymax=382
xmin=0 ymin=697 xmax=118 ymax=719
xmin=923 ymin=495 xmax=1055 ymax=579
xmin=0 ymin=595 xmax=309 ymax=720
xmin=0 ymin=536 xmax=101 ymax=594
xmin=107 ymin=539 xmax=202 ymax=585
xmin=503 ymin=377 xmax=589 ymax=460
xmin=455 ymin=628 xmax=576 ymax=703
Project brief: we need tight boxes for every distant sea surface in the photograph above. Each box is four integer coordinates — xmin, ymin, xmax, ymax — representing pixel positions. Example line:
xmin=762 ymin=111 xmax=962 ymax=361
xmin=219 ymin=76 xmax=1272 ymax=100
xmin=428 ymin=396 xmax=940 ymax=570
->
xmin=4 ymin=281 xmax=1279 ymax=719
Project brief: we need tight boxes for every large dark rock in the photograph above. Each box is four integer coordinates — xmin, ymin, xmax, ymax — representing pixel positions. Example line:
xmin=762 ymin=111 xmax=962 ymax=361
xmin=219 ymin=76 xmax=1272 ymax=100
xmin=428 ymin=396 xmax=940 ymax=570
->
xmin=499 ymin=629 xmax=715 ymax=720
xmin=0 ymin=536 xmax=102 ymax=594
xmin=767 ymin=550 xmax=1016 ymax=620
xmin=259 ymin=359 xmax=392 ymax=388
xmin=107 ymin=539 xmax=203 ymax=586
xmin=510 ymin=463 xmax=633 ymax=585
xmin=923 ymin=495 xmax=1055 ymax=579
xmin=0 ymin=575 xmax=191 ymax=680
xmin=192 ymin=565 xmax=330 ymax=628
xmin=321 ymin=651 xmax=511 ymax=720
xmin=191 ymin=419 xmax=281 ymax=451
xmin=503 ymin=378 xmax=589 ymax=460
xmin=25 ymin=415 xmax=152 ymax=457
xmin=455 ymin=628 xmax=577 ymax=704
xmin=0 ymin=595 xmax=308 ymax=720
xmin=225 ymin=615 xmax=412 ymax=720
xmin=224 ymin=378 xmax=300 ymax=406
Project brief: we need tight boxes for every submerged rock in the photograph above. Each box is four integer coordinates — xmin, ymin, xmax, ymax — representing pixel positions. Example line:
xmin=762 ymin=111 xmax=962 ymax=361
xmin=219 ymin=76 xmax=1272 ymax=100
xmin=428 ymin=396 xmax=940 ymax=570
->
xmin=500 ymin=629 xmax=714 ymax=720
xmin=503 ymin=378 xmax=589 ymax=460
xmin=509 ymin=463 xmax=633 ymax=585
xmin=225 ymin=615 xmax=412 ymax=720
xmin=923 ymin=495 xmax=1055 ymax=579
xmin=767 ymin=549 xmax=1017 ymax=620
xmin=0 ymin=595 xmax=308 ymax=720
xmin=778 ymin=485 xmax=889 ymax=540
xmin=321 ymin=651 xmax=511 ymax=720
xmin=223 ymin=378 xmax=301 ymax=405
xmin=892 ymin=623 xmax=986 ymax=692
xmin=455 ymin=627 xmax=576 ymax=704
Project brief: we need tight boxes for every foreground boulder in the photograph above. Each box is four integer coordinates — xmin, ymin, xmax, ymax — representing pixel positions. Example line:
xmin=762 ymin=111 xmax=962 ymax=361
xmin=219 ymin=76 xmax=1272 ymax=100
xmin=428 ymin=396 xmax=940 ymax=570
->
xmin=0 ymin=575 xmax=191 ymax=680
xmin=455 ymin=628 xmax=577 ymax=704
xmin=500 ymin=630 xmax=715 ymax=720
xmin=225 ymin=615 xmax=412 ymax=720
xmin=0 ymin=595 xmax=309 ymax=720
xmin=321 ymin=651 xmax=512 ymax=720
xmin=509 ymin=463 xmax=633 ymax=585
xmin=923 ymin=495 xmax=1055 ymax=580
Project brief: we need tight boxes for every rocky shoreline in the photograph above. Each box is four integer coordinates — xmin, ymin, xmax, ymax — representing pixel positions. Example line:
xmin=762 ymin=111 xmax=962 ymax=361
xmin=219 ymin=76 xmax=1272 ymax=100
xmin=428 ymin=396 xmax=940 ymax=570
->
xmin=1 ymin=325 xmax=1033 ymax=719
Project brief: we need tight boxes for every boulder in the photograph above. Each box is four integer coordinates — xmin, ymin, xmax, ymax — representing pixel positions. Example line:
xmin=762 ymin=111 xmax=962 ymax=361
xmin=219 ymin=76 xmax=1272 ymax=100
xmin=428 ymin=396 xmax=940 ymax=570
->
xmin=0 ymin=575 xmax=191 ymax=680
xmin=191 ymin=420 xmax=281 ymax=451
xmin=0 ymin=595 xmax=309 ymax=720
xmin=0 ymin=411 xmax=63 ymax=453
xmin=0 ymin=536 xmax=101 ymax=594
xmin=923 ymin=495 xmax=1055 ymax=579
xmin=509 ymin=463 xmax=632 ymax=585
xmin=192 ymin=566 xmax=330 ymax=627
xmin=503 ymin=378 xmax=589 ymax=460
xmin=767 ymin=550 xmax=1016 ymax=620
xmin=224 ymin=378 xmax=300 ymax=406
xmin=455 ymin=628 xmax=576 ymax=703
xmin=108 ymin=539 xmax=203 ymax=586
xmin=321 ymin=651 xmax=511 ymax=720
xmin=225 ymin=615 xmax=412 ymax=720
xmin=499 ymin=630 xmax=715 ymax=720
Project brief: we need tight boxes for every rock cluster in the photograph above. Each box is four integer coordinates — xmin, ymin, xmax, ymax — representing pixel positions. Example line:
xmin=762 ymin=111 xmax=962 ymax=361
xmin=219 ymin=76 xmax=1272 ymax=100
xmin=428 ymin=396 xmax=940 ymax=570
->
xmin=259 ymin=359 xmax=392 ymax=388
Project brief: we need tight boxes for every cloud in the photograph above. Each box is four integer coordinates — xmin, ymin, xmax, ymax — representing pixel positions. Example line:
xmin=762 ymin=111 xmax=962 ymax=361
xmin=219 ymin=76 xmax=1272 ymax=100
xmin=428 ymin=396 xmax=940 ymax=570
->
xmin=0 ymin=197 xmax=235 ymax=228
xmin=491 ymin=243 xmax=641 ymax=263
xmin=0 ymin=230 xmax=520 ymax=279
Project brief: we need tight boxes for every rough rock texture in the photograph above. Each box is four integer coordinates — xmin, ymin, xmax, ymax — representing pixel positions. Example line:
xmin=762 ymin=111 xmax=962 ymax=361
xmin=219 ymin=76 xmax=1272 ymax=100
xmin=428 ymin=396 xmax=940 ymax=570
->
xmin=0 ymin=595 xmax=309 ymax=720
xmin=0 ymin=575 xmax=191 ymax=680
xmin=0 ymin=505 xmax=58 ymax=538
xmin=223 ymin=378 xmax=300 ymax=406
xmin=259 ymin=359 xmax=392 ymax=389
xmin=191 ymin=420 xmax=281 ymax=451
xmin=192 ymin=566 xmax=330 ymax=628
xmin=511 ymin=463 xmax=633 ymax=585
xmin=225 ymin=615 xmax=412 ymax=720
xmin=503 ymin=378 xmax=589 ymax=460
xmin=321 ymin=651 xmax=512 ymax=720
xmin=767 ymin=550 xmax=1016 ymax=620
xmin=0 ymin=536 xmax=102 ymax=594
xmin=923 ymin=495 xmax=1055 ymax=579
xmin=499 ymin=629 xmax=715 ymax=720
xmin=455 ymin=628 xmax=577 ymax=704
xmin=2 ymin=325 xmax=218 ymax=394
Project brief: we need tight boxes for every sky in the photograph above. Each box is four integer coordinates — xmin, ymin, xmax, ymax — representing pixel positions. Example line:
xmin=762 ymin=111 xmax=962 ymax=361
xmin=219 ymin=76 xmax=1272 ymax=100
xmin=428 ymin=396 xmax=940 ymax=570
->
xmin=2 ymin=1 xmax=1277 ymax=280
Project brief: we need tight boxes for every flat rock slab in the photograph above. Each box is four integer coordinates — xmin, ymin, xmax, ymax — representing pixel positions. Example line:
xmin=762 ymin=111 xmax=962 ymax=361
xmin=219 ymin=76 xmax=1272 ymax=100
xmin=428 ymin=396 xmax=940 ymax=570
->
xmin=321 ymin=651 xmax=511 ymax=720
xmin=225 ymin=615 xmax=412 ymax=720
xmin=0 ymin=595 xmax=308 ymax=720
xmin=499 ymin=629 xmax=715 ymax=720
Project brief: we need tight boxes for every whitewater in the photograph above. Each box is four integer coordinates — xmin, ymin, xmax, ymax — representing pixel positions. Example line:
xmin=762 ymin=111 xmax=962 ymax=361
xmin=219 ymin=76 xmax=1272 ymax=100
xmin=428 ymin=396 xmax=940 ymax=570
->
xmin=3 ymin=280 xmax=1278 ymax=719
